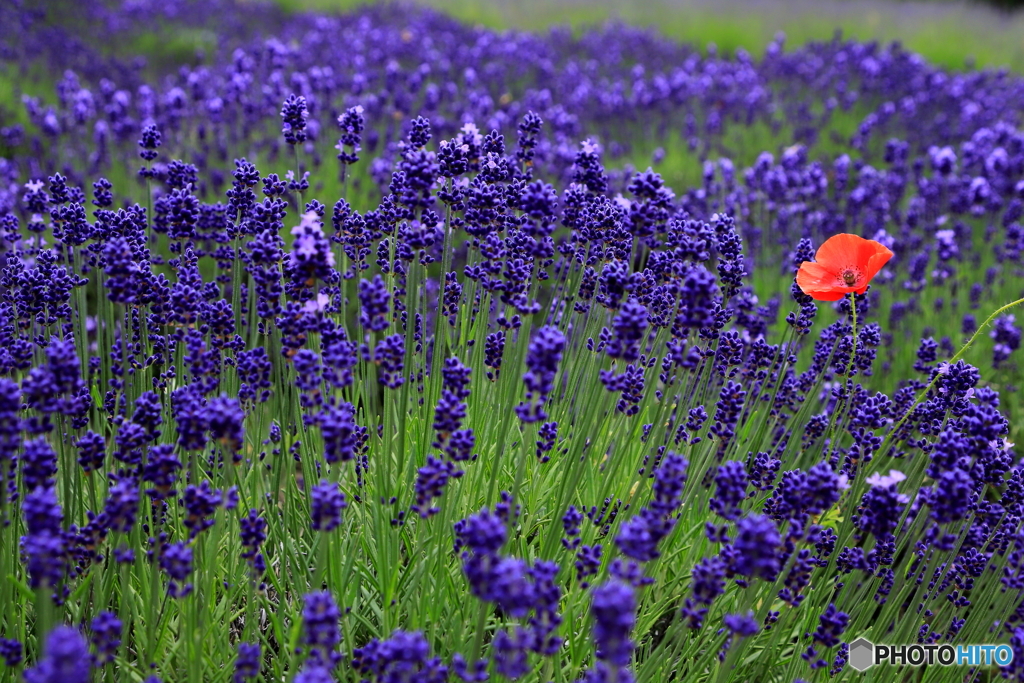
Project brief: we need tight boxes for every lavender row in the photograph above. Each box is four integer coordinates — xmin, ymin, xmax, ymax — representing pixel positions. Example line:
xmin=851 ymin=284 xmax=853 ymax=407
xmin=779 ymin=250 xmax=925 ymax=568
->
xmin=0 ymin=1 xmax=1022 ymax=683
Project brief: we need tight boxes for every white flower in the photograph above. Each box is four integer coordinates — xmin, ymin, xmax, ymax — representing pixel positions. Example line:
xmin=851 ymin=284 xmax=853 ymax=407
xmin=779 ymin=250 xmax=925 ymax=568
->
xmin=303 ymin=292 xmax=331 ymax=314
xmin=290 ymin=211 xmax=324 ymax=236
xmin=991 ymin=438 xmax=1015 ymax=452
xmin=866 ymin=469 xmax=906 ymax=488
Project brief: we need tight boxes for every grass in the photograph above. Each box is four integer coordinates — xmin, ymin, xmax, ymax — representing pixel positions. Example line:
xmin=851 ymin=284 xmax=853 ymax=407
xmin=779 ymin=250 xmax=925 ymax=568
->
xmin=268 ymin=0 xmax=1024 ymax=73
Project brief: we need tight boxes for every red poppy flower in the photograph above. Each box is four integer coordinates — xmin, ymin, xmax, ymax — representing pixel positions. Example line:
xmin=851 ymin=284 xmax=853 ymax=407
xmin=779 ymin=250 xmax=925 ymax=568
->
xmin=796 ymin=234 xmax=894 ymax=301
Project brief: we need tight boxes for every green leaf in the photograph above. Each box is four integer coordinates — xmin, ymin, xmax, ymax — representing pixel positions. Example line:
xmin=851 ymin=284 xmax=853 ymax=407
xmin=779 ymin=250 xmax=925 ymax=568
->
xmin=7 ymin=575 xmax=33 ymax=602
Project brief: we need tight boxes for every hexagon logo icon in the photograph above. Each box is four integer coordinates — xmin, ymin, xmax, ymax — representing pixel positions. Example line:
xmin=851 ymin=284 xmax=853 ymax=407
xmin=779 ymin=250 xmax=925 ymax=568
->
xmin=849 ymin=638 xmax=875 ymax=672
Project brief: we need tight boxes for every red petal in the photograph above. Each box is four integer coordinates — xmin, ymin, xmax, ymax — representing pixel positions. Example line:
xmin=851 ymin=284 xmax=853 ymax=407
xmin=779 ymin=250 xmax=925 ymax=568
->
xmin=861 ymin=244 xmax=894 ymax=282
xmin=801 ymin=285 xmax=849 ymax=302
xmin=814 ymin=233 xmax=866 ymax=270
xmin=795 ymin=261 xmax=833 ymax=291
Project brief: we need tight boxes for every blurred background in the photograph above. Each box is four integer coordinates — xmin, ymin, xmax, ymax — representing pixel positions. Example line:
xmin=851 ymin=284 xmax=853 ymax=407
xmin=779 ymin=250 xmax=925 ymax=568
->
xmin=8 ymin=0 xmax=1024 ymax=74
xmin=264 ymin=0 xmax=1024 ymax=72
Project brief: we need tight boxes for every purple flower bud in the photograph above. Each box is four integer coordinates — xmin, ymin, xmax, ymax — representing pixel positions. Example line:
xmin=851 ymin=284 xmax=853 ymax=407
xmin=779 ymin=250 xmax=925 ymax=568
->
xmin=590 ymin=579 xmax=636 ymax=668
xmin=281 ymin=95 xmax=309 ymax=146
xmin=234 ymin=642 xmax=260 ymax=683
xmin=729 ymin=514 xmax=781 ymax=581
xmin=516 ymin=325 xmax=566 ymax=423
xmin=89 ymin=612 xmax=122 ymax=666
xmin=24 ymin=626 xmax=90 ymax=683
xmin=310 ymin=480 xmax=347 ymax=532
xmin=302 ymin=591 xmax=341 ymax=668
xmin=160 ymin=542 xmax=193 ymax=598
xmin=724 ymin=611 xmax=759 ymax=638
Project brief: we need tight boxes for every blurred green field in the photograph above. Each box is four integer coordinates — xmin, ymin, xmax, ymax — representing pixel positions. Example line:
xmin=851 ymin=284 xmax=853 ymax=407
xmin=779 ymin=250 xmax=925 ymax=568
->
xmin=271 ymin=0 xmax=1024 ymax=72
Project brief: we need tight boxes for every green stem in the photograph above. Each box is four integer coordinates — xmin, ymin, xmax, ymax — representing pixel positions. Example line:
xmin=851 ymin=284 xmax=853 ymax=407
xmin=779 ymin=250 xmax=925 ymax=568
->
xmin=885 ymin=295 xmax=1024 ymax=445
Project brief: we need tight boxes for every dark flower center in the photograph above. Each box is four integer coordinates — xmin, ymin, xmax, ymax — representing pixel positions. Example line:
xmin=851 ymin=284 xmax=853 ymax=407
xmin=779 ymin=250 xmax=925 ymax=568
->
xmin=838 ymin=267 xmax=861 ymax=287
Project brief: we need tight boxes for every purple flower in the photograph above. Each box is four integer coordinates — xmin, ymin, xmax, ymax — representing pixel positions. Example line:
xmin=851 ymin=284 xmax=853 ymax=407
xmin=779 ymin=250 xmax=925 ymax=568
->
xmin=454 ymin=507 xmax=554 ymax=621
xmin=21 ymin=337 xmax=84 ymax=420
xmin=0 ymin=638 xmax=22 ymax=667
xmin=143 ymin=444 xmax=182 ymax=501
xmin=21 ymin=486 xmax=64 ymax=589
xmin=492 ymin=627 xmax=530 ymax=679
xmin=239 ymin=509 xmax=267 ymax=573
xmin=182 ymin=481 xmax=223 ymax=539
xmin=302 ymin=591 xmax=341 ymax=668
xmin=484 ymin=332 xmax=505 ymax=381
xmin=516 ymin=325 xmax=566 ymax=422
xmin=24 ymin=626 xmax=90 ymax=683
xmin=441 ymin=272 xmax=462 ymax=327
xmin=615 ymin=453 xmax=687 ymax=562
xmin=351 ymin=630 xmax=448 ymax=683
xmin=101 ymin=473 xmax=139 ymax=534
xmin=160 ymin=542 xmax=193 ymax=598
xmin=132 ymin=392 xmax=163 ymax=441
xmin=138 ymin=124 xmax=161 ymax=163
xmin=930 ymin=468 xmax=974 ymax=524
xmin=172 ymin=385 xmax=208 ymax=452
xmin=21 ymin=438 xmax=57 ymax=492
xmin=281 ymin=94 xmax=309 ymax=145
xmin=319 ymin=401 xmax=365 ymax=464
xmin=451 ymin=653 xmax=488 ymax=683
xmin=854 ymin=472 xmax=908 ymax=541
xmin=336 ymin=105 xmax=365 ymax=167
xmin=528 ymin=560 xmax=563 ymax=655
xmin=575 ymin=545 xmax=603 ymax=588
xmin=21 ymin=530 xmax=64 ymax=590
xmin=536 ymin=421 xmax=558 ymax=463
xmin=562 ymin=505 xmax=583 ymax=550
xmin=710 ymin=381 xmax=746 ymax=453
xmin=710 ymin=461 xmax=748 ymax=521
xmin=206 ymin=395 xmax=244 ymax=456
xmin=373 ymin=334 xmax=405 ymax=389
xmin=729 ymin=514 xmax=781 ymax=581
xmin=293 ymin=664 xmax=333 ymax=683
xmin=22 ymin=486 xmax=61 ymax=536
xmin=763 ymin=462 xmax=843 ymax=525
xmin=991 ymin=314 xmax=1021 ymax=368
xmin=690 ymin=555 xmax=727 ymax=606
xmin=676 ymin=266 xmax=718 ymax=330
xmin=310 ymin=480 xmax=347 ymax=532
xmin=288 ymin=212 xmax=335 ymax=289
xmin=723 ymin=611 xmax=759 ymax=637
xmin=358 ymin=275 xmax=390 ymax=332
xmin=432 ymin=391 xmax=466 ymax=446
xmin=589 ymin=580 xmax=636 ymax=668
xmin=606 ymin=299 xmax=648 ymax=363
xmin=89 ymin=612 xmax=122 ymax=666
xmin=234 ymin=642 xmax=260 ymax=683
xmin=811 ymin=603 xmax=849 ymax=648
xmin=411 ymin=456 xmax=463 ymax=519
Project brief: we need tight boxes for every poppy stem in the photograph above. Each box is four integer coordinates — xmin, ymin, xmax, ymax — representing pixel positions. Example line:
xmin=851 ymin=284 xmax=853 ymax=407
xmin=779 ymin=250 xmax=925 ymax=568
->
xmin=844 ymin=293 xmax=857 ymax=381
xmin=822 ymin=293 xmax=859 ymax=461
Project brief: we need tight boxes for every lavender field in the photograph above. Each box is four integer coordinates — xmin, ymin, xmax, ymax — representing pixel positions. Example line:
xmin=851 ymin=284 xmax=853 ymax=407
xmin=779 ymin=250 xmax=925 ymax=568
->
xmin=2 ymin=0 xmax=1024 ymax=681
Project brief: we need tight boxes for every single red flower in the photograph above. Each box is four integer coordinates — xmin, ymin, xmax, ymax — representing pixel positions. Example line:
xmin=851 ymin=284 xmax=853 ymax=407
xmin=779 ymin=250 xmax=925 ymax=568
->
xmin=796 ymin=234 xmax=894 ymax=301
